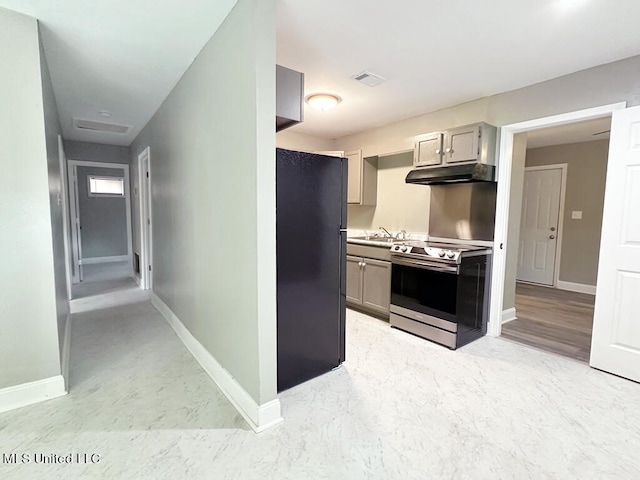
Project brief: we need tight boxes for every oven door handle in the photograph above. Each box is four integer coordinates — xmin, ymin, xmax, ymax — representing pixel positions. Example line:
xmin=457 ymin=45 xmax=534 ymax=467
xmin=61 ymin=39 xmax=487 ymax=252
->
xmin=392 ymin=257 xmax=459 ymax=274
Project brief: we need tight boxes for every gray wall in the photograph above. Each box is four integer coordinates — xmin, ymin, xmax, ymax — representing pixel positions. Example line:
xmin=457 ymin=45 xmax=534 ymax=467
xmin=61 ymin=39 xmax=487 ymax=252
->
xmin=0 ymin=8 xmax=61 ymax=388
xmin=40 ymin=27 xmax=70 ymax=360
xmin=64 ymin=140 xmax=130 ymax=164
xmin=77 ymin=166 xmax=128 ymax=258
xmin=525 ymin=140 xmax=609 ymax=286
xmin=276 ymin=129 xmax=337 ymax=152
xmin=347 ymin=151 xmax=431 ymax=233
xmin=131 ymin=0 xmax=277 ymax=405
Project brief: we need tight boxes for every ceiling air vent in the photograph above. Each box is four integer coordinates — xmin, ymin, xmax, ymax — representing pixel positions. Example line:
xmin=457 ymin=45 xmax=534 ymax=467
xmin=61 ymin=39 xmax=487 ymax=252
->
xmin=352 ymin=71 xmax=385 ymax=87
xmin=74 ymin=118 xmax=130 ymax=135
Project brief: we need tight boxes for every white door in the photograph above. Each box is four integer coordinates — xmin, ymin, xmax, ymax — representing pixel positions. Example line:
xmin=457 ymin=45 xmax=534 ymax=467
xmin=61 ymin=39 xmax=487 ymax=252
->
xmin=517 ymin=167 xmax=562 ymax=285
xmin=591 ymin=105 xmax=640 ymax=383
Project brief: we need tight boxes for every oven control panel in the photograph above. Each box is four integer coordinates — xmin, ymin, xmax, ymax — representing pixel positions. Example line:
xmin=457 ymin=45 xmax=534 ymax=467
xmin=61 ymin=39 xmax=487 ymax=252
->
xmin=391 ymin=244 xmax=461 ymax=262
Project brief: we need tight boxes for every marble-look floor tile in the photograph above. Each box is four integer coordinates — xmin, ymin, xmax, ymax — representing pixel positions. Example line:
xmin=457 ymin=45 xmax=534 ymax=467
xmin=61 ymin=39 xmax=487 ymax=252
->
xmin=1 ymin=305 xmax=639 ymax=479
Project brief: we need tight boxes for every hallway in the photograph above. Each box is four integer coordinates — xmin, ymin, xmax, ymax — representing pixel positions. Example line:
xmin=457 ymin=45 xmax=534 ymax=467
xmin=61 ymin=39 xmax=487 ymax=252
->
xmin=1 ymin=303 xmax=639 ymax=479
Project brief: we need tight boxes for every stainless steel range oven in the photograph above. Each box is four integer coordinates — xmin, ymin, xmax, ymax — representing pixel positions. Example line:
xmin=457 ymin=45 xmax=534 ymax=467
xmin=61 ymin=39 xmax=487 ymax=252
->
xmin=389 ymin=241 xmax=491 ymax=349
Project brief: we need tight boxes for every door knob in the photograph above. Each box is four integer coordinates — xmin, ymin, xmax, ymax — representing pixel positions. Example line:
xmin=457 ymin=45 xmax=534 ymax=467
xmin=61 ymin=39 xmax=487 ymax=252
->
xmin=549 ymin=235 xmax=555 ymax=239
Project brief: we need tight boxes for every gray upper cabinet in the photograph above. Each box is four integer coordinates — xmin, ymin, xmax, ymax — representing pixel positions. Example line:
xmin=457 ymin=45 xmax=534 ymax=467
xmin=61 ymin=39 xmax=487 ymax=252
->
xmin=412 ymin=122 xmax=497 ymax=168
xmin=276 ymin=65 xmax=304 ymax=132
xmin=347 ymin=149 xmax=377 ymax=205
xmin=444 ymin=124 xmax=480 ymax=164
xmin=414 ymin=132 xmax=444 ymax=167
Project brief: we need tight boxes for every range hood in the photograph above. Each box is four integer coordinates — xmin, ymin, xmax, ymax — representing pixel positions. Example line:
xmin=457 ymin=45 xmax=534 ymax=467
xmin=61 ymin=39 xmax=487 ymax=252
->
xmin=405 ymin=163 xmax=496 ymax=186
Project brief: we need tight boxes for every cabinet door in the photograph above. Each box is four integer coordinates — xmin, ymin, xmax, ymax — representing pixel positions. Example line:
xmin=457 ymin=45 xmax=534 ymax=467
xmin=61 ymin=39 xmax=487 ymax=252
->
xmin=346 ymin=255 xmax=363 ymax=305
xmin=346 ymin=150 xmax=363 ymax=204
xmin=444 ymin=125 xmax=480 ymax=164
xmin=362 ymin=258 xmax=391 ymax=316
xmin=414 ymin=132 xmax=443 ymax=167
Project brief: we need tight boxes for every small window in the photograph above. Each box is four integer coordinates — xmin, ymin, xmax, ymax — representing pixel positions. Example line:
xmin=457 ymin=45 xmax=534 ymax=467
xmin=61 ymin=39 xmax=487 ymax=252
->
xmin=88 ymin=176 xmax=125 ymax=197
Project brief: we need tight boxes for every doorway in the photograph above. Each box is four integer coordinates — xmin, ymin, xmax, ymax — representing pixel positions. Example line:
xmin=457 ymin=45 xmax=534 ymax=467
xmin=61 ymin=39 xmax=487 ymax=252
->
xmin=67 ymin=160 xmax=134 ymax=298
xmin=500 ymin=118 xmax=612 ymax=362
xmin=489 ymin=103 xmax=624 ymax=365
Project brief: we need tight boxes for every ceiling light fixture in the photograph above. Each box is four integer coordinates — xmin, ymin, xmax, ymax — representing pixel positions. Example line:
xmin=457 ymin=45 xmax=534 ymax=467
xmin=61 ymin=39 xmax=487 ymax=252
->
xmin=305 ymin=93 xmax=341 ymax=111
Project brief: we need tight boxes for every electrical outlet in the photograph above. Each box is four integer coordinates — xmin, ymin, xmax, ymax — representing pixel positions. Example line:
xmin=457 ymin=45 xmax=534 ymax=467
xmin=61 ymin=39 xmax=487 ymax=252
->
xmin=571 ymin=211 xmax=583 ymax=220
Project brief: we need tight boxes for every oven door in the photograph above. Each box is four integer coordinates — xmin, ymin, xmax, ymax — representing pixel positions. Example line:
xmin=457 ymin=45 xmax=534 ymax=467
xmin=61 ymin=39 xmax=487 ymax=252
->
xmin=390 ymin=257 xmax=459 ymax=323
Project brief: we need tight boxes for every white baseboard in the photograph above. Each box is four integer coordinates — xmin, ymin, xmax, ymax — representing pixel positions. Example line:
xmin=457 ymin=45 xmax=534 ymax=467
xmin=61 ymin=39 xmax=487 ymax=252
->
xmin=557 ymin=281 xmax=597 ymax=295
xmin=151 ymin=294 xmax=283 ymax=433
xmin=133 ymin=274 xmax=141 ymax=286
xmin=61 ymin=313 xmax=72 ymax=392
xmin=0 ymin=376 xmax=66 ymax=414
xmin=502 ymin=307 xmax=517 ymax=324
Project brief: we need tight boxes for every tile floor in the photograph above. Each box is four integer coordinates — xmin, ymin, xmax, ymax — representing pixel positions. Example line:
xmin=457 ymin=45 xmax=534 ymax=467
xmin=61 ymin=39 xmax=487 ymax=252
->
xmin=70 ymin=274 xmax=150 ymax=314
xmin=1 ymin=303 xmax=639 ymax=479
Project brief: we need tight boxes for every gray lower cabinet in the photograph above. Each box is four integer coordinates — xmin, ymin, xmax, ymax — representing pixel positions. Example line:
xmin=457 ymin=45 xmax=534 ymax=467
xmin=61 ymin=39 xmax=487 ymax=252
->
xmin=346 ymin=252 xmax=391 ymax=318
xmin=346 ymin=255 xmax=364 ymax=305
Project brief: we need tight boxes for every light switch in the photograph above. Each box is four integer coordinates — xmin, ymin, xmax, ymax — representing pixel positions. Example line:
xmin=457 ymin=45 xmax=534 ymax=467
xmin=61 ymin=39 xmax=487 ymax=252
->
xmin=571 ymin=211 xmax=583 ymax=220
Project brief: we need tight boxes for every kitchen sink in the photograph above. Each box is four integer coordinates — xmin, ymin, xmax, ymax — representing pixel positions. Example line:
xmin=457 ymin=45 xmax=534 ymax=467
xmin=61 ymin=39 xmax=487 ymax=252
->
xmin=347 ymin=236 xmax=403 ymax=247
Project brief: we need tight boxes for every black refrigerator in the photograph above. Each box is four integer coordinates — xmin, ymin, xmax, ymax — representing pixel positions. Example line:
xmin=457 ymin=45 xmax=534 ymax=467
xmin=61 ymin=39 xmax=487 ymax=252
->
xmin=276 ymin=148 xmax=347 ymax=392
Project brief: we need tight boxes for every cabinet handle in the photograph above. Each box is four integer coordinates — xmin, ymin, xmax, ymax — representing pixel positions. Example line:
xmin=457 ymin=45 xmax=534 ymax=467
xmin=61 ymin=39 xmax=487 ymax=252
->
xmin=435 ymin=149 xmax=441 ymax=154
xmin=445 ymin=147 xmax=452 ymax=153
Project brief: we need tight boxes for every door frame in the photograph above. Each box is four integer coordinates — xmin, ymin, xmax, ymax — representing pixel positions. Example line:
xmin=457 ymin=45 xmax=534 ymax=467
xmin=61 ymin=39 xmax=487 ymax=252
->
xmin=57 ymin=136 xmax=73 ymax=298
xmin=68 ymin=163 xmax=83 ymax=283
xmin=488 ymin=102 xmax=626 ymax=337
xmin=67 ymin=160 xmax=133 ymax=280
xmin=517 ymin=164 xmax=568 ymax=288
xmin=138 ymin=147 xmax=153 ymax=290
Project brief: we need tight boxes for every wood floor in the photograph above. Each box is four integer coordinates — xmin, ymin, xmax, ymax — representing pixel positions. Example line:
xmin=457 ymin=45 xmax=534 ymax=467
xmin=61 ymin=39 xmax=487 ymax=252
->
xmin=501 ymin=282 xmax=595 ymax=362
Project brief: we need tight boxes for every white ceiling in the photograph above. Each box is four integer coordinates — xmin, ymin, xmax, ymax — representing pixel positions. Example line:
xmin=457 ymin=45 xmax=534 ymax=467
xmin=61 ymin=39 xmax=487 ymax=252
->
xmin=1 ymin=1 xmax=639 ymax=147
xmin=278 ymin=0 xmax=640 ymax=139
xmin=0 ymin=0 xmax=237 ymax=146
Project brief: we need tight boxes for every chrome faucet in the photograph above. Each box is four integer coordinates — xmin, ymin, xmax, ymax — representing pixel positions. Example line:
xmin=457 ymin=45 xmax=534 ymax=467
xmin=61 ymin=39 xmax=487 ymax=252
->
xmin=379 ymin=226 xmax=393 ymax=238
xmin=396 ymin=230 xmax=407 ymax=240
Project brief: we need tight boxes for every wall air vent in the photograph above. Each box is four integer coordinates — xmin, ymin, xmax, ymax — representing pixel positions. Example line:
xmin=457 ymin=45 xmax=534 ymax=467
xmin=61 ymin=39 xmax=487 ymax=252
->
xmin=74 ymin=118 xmax=130 ymax=135
xmin=352 ymin=71 xmax=386 ymax=87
